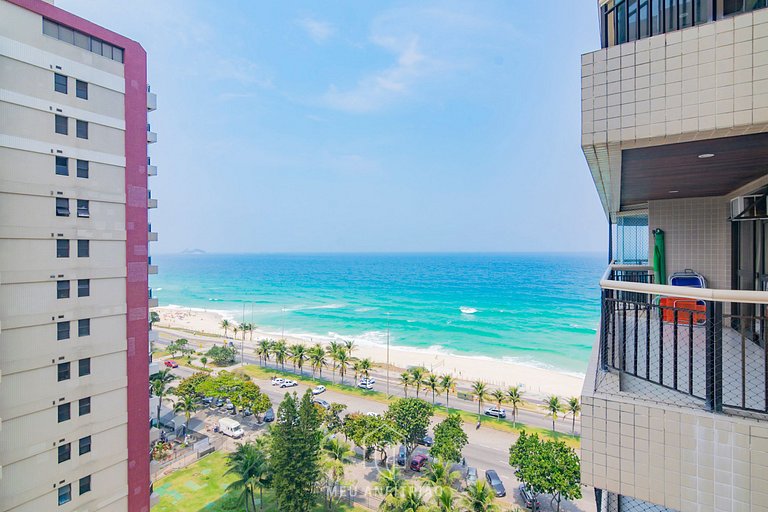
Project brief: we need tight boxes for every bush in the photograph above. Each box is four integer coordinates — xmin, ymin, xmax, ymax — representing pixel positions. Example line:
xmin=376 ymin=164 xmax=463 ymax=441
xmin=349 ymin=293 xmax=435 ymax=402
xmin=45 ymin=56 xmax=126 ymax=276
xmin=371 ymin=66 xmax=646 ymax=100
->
xmin=206 ymin=344 xmax=236 ymax=366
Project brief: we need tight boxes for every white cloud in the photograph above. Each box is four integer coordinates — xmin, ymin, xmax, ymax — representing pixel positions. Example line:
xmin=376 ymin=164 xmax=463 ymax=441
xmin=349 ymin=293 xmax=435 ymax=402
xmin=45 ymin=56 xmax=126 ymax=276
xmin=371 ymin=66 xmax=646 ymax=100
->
xmin=297 ymin=17 xmax=334 ymax=43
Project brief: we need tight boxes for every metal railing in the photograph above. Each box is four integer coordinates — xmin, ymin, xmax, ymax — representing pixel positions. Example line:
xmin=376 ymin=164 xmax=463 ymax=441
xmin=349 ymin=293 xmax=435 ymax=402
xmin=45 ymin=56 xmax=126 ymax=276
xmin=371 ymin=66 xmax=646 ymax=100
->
xmin=599 ymin=265 xmax=768 ymax=415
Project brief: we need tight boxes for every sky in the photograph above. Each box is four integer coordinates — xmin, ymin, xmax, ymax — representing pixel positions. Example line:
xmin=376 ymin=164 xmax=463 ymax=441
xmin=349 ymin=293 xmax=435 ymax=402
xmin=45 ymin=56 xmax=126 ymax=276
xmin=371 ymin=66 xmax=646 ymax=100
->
xmin=59 ymin=0 xmax=607 ymax=254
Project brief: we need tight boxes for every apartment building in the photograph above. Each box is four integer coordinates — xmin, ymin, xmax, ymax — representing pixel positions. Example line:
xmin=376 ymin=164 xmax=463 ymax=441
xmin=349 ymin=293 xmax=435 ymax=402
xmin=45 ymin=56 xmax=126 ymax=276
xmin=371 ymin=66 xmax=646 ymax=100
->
xmin=0 ymin=0 xmax=156 ymax=510
xmin=580 ymin=1 xmax=768 ymax=511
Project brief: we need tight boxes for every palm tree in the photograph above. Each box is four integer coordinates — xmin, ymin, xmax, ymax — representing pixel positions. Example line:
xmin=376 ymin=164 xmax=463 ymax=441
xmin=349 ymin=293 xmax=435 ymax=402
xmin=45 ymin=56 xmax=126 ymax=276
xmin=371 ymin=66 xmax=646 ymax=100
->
xmin=308 ymin=344 xmax=326 ymax=378
xmin=220 ymin=319 xmax=231 ymax=337
xmin=256 ymin=339 xmax=272 ymax=367
xmin=358 ymin=357 xmax=373 ymax=379
xmin=544 ymin=395 xmax=563 ymax=433
xmin=290 ymin=344 xmax=307 ymax=376
xmin=566 ymin=396 xmax=581 ymax=434
xmin=327 ymin=341 xmax=342 ymax=383
xmin=343 ymin=339 xmax=356 ymax=359
xmin=336 ymin=348 xmax=350 ymax=385
xmin=432 ymin=486 xmax=456 ymax=512
xmin=173 ymin=395 xmax=198 ymax=432
xmin=421 ymin=458 xmax=461 ymax=488
xmin=375 ymin=467 xmax=405 ymax=500
xmin=425 ymin=373 xmax=441 ymax=405
xmin=397 ymin=485 xmax=427 ymax=512
xmin=490 ymin=389 xmax=506 ymax=413
xmin=461 ymin=481 xmax=499 ymax=512
xmin=150 ymin=311 xmax=160 ymax=326
xmin=150 ymin=369 xmax=175 ymax=427
xmin=226 ymin=442 xmax=270 ymax=511
xmin=272 ymin=339 xmax=288 ymax=370
xmin=324 ymin=436 xmax=353 ymax=462
xmin=439 ymin=374 xmax=456 ymax=408
xmin=471 ymin=381 xmax=489 ymax=419
xmin=409 ymin=366 xmax=427 ymax=398
xmin=505 ymin=386 xmax=524 ymax=428
xmin=352 ymin=359 xmax=363 ymax=383
xmin=233 ymin=325 xmax=239 ymax=340
xmin=239 ymin=322 xmax=250 ymax=341
xmin=400 ymin=372 xmax=412 ymax=397
xmin=200 ymin=356 xmax=208 ymax=369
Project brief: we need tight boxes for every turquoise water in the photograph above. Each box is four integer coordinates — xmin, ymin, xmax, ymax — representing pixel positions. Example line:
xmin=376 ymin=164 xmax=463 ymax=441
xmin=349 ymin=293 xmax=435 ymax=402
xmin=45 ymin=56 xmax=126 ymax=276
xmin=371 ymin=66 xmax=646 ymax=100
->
xmin=150 ymin=253 xmax=604 ymax=375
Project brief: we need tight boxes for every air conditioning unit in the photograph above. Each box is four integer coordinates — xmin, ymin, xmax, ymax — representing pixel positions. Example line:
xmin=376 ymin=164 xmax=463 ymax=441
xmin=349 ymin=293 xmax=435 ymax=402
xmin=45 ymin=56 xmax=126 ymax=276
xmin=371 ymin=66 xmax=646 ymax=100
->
xmin=731 ymin=195 xmax=768 ymax=221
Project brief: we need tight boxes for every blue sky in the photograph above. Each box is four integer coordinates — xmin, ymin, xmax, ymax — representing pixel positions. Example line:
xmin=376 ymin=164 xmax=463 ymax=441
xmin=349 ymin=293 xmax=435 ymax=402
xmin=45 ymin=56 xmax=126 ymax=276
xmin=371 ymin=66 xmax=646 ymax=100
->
xmin=59 ymin=0 xmax=606 ymax=253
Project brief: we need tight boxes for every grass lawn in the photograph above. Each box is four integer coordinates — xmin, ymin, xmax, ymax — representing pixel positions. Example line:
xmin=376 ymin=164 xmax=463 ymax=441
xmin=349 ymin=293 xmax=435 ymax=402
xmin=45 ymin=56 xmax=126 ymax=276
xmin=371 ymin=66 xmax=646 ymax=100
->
xmin=154 ymin=451 xmax=367 ymax=511
xmin=236 ymin=365 xmax=580 ymax=449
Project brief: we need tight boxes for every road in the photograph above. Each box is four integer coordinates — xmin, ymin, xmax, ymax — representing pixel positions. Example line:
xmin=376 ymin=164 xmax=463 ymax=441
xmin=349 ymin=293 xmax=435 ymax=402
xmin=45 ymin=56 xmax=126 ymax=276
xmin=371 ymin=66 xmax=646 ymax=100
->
xmin=162 ymin=352 xmax=595 ymax=511
xmin=154 ymin=326 xmax=581 ymax=436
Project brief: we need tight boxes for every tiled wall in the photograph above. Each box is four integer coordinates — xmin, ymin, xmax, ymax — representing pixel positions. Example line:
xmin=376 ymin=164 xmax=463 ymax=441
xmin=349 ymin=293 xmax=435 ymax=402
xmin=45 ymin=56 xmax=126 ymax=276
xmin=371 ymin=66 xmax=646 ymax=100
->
xmin=648 ymin=197 xmax=731 ymax=289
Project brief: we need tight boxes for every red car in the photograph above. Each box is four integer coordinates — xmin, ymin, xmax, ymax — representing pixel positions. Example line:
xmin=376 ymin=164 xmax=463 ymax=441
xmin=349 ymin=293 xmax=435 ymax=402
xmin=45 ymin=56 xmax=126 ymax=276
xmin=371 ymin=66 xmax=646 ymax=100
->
xmin=410 ymin=454 xmax=428 ymax=472
xmin=164 ymin=360 xmax=178 ymax=368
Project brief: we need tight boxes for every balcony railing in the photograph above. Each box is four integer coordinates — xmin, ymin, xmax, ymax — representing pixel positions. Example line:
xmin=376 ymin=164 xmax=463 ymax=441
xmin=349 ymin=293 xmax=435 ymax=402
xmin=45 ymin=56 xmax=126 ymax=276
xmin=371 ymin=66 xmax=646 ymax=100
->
xmin=599 ymin=264 xmax=768 ymax=416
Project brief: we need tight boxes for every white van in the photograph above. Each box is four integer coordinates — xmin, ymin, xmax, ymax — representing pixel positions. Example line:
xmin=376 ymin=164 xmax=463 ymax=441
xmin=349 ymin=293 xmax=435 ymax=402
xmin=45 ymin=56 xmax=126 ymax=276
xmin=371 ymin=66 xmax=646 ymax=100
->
xmin=218 ymin=417 xmax=244 ymax=438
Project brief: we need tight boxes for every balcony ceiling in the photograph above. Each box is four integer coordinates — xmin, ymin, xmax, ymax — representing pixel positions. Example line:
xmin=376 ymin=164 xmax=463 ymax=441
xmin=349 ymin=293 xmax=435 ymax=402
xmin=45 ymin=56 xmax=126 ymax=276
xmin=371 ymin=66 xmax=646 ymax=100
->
xmin=621 ymin=133 xmax=768 ymax=207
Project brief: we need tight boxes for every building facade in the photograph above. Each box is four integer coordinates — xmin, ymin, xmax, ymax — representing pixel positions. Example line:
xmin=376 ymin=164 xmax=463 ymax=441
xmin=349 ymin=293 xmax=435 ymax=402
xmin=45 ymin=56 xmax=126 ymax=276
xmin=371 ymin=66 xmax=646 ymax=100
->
xmin=0 ymin=0 xmax=156 ymax=510
xmin=581 ymin=1 xmax=768 ymax=511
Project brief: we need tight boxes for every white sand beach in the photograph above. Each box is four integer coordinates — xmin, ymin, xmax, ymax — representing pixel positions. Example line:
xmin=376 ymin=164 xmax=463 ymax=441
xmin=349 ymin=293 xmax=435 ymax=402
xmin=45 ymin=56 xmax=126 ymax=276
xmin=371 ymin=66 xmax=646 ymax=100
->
xmin=153 ymin=306 xmax=586 ymax=399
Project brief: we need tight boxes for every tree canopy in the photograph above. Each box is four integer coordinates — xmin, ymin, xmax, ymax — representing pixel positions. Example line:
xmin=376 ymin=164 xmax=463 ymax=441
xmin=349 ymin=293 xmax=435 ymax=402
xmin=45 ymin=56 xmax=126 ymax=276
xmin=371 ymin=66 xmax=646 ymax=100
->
xmin=430 ymin=412 xmax=468 ymax=463
xmin=385 ymin=398 xmax=434 ymax=454
xmin=206 ymin=344 xmax=237 ymax=366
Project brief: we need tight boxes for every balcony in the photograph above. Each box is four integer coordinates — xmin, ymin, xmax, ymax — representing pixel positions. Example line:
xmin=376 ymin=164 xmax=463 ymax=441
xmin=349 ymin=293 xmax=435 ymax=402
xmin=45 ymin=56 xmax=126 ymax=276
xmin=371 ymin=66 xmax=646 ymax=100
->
xmin=148 ymin=197 xmax=157 ymax=209
xmin=148 ymin=164 xmax=157 ymax=176
xmin=147 ymin=91 xmax=157 ymax=112
xmin=147 ymin=124 xmax=157 ymax=144
xmin=148 ymin=288 xmax=158 ymax=308
xmin=149 ymin=230 xmax=158 ymax=242
xmin=148 ymin=264 xmax=158 ymax=275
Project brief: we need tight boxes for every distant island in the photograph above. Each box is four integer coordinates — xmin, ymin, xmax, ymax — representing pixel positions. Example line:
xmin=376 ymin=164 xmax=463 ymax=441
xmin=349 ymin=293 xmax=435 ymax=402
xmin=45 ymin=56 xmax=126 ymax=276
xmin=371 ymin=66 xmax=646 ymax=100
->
xmin=180 ymin=248 xmax=207 ymax=254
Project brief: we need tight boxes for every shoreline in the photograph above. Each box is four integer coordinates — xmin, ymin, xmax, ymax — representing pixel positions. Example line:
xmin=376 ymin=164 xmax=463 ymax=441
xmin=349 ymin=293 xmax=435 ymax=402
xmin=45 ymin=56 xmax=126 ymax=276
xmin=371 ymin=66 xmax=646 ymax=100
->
xmin=153 ymin=306 xmax=586 ymax=399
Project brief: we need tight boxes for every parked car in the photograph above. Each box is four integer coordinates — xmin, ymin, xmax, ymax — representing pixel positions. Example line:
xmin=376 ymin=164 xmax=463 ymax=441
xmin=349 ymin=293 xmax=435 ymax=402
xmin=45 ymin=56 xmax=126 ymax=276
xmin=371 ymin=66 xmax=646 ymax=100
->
xmin=313 ymin=399 xmax=330 ymax=410
xmin=410 ymin=454 xmax=428 ymax=472
xmin=263 ymin=408 xmax=275 ymax=422
xmin=242 ymin=408 xmax=253 ymax=417
xmin=164 ymin=360 xmax=178 ymax=368
xmin=484 ymin=407 xmax=507 ymax=418
xmin=201 ymin=397 xmax=213 ymax=406
xmin=280 ymin=379 xmax=298 ymax=388
xmin=365 ymin=411 xmax=381 ymax=417
xmin=215 ymin=398 xmax=225 ymax=408
xmin=358 ymin=382 xmax=374 ymax=390
xmin=218 ymin=418 xmax=244 ymax=438
xmin=420 ymin=435 xmax=433 ymax=447
xmin=465 ymin=467 xmax=478 ymax=488
xmin=359 ymin=377 xmax=375 ymax=385
xmin=396 ymin=445 xmax=407 ymax=466
xmin=225 ymin=400 xmax=234 ymax=411
xmin=312 ymin=385 xmax=326 ymax=395
xmin=271 ymin=377 xmax=285 ymax=386
xmin=485 ymin=470 xmax=506 ymax=497
xmin=519 ymin=485 xmax=540 ymax=510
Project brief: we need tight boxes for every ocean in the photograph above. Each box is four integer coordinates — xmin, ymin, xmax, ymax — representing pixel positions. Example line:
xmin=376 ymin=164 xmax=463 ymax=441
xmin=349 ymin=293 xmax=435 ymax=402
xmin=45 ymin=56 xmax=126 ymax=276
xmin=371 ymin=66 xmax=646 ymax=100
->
xmin=149 ymin=253 xmax=604 ymax=375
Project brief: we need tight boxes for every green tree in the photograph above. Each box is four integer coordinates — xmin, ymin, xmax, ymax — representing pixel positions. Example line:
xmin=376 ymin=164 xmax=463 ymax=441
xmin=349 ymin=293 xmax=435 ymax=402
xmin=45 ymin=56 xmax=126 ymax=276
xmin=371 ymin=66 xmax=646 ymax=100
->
xmin=271 ymin=391 xmax=323 ymax=512
xmin=289 ymin=344 xmax=307 ymax=375
xmin=409 ymin=366 xmax=427 ymax=398
xmin=272 ymin=339 xmax=288 ymax=370
xmin=399 ymin=372 xmax=412 ymax=398
xmin=358 ymin=357 xmax=373 ymax=378
xmin=322 ymin=402 xmax=347 ymax=434
xmin=490 ymin=389 xmax=506 ymax=412
xmin=321 ymin=437 xmax=354 ymax=509
xmin=461 ymin=481 xmax=499 ymax=512
xmin=421 ymin=458 xmax=461 ymax=488
xmin=566 ymin=397 xmax=581 ymax=434
xmin=175 ymin=372 xmax=209 ymax=399
xmin=336 ymin=348 xmax=351 ymax=385
xmin=150 ymin=311 xmax=160 ymax=326
xmin=233 ymin=325 xmax=239 ymax=340
xmin=150 ymin=369 xmax=176 ymax=427
xmin=343 ymin=412 xmax=397 ymax=462
xmin=308 ymin=344 xmax=326 ymax=378
xmin=439 ymin=374 xmax=456 ymax=408
xmin=425 ymin=373 xmax=441 ymax=405
xmin=432 ymin=486 xmax=456 ymax=512
xmin=206 ymin=344 xmax=237 ymax=366
xmin=505 ymin=386 xmax=524 ymax=428
xmin=386 ymin=398 xmax=434 ymax=454
xmin=256 ymin=339 xmax=272 ymax=367
xmin=343 ymin=339 xmax=356 ymax=359
xmin=173 ymin=394 xmax=198 ymax=432
xmin=471 ymin=381 xmax=489 ymax=419
xmin=375 ymin=467 xmax=406 ymax=501
xmin=226 ymin=441 xmax=271 ymax=511
xmin=543 ymin=395 xmax=563 ymax=433
xmin=200 ymin=356 xmax=208 ymax=369
xmin=220 ymin=319 xmax=231 ymax=337
xmin=509 ymin=431 xmax=582 ymax=512
xmin=430 ymin=412 xmax=468 ymax=463
xmin=326 ymin=341 xmax=342 ymax=383
xmin=175 ymin=338 xmax=192 ymax=357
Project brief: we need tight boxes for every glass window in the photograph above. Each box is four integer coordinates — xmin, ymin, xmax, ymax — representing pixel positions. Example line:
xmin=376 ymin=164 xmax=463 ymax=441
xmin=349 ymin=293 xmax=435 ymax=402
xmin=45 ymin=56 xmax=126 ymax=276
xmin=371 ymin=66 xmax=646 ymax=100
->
xmin=79 ymin=436 xmax=91 ymax=455
xmin=113 ymin=47 xmax=124 ymax=63
xmin=76 ymin=120 xmax=88 ymax=139
xmin=58 ymin=443 xmax=71 ymax=463
xmin=55 ymin=115 xmax=68 ymax=135
xmin=56 ymin=197 xmax=69 ymax=217
xmin=76 ymin=160 xmax=89 ymax=178
xmin=57 ymin=321 xmax=70 ymax=340
xmin=58 ymin=362 xmax=70 ymax=382
xmin=54 ymin=73 xmax=67 ymax=94
xmin=79 ymin=475 xmax=91 ymax=495
xmin=74 ymin=31 xmax=90 ymax=50
xmin=76 ymin=80 xmax=88 ymax=100
xmin=628 ymin=0 xmax=639 ymax=41
xmin=78 ymin=240 xmax=89 ymax=257
xmin=78 ymin=279 xmax=90 ymax=297
xmin=57 ymin=280 xmax=70 ymax=299
xmin=665 ymin=0 xmax=678 ymax=30
xmin=57 ymin=239 xmax=69 ymax=258
xmin=639 ymin=0 xmax=650 ymax=38
xmin=78 ymin=318 xmax=90 ymax=337
xmin=58 ymin=25 xmax=74 ymax=44
xmin=680 ymin=0 xmax=693 ymax=27
xmin=79 ymin=358 xmax=91 ymax=376
xmin=43 ymin=18 xmax=58 ymax=37
xmin=55 ymin=156 xmax=68 ymax=176
xmin=77 ymin=200 xmax=89 ymax=218
xmin=58 ymin=484 xmax=72 ymax=505
xmin=58 ymin=403 xmax=70 ymax=423
xmin=650 ymin=0 xmax=663 ymax=34
xmin=90 ymin=38 xmax=102 ymax=55
xmin=695 ymin=0 xmax=713 ymax=22
xmin=79 ymin=397 xmax=91 ymax=416
xmin=616 ymin=1 xmax=628 ymax=44
xmin=101 ymin=42 xmax=113 ymax=59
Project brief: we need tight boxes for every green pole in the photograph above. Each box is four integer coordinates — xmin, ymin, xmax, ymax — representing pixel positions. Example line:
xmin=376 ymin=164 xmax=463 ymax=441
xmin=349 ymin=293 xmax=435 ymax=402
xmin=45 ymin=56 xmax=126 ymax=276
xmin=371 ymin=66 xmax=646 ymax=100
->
xmin=653 ymin=229 xmax=666 ymax=284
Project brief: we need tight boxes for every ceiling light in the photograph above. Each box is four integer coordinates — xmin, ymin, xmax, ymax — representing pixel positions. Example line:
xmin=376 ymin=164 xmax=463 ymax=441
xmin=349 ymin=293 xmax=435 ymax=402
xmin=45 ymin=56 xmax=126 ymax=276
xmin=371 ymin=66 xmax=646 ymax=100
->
xmin=698 ymin=153 xmax=715 ymax=159
xmin=669 ymin=190 xmax=679 ymax=194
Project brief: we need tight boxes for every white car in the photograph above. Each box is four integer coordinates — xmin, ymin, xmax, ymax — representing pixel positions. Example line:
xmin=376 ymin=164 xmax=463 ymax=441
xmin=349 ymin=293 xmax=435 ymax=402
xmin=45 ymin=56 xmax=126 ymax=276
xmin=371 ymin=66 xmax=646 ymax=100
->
xmin=271 ymin=377 xmax=284 ymax=386
xmin=312 ymin=385 xmax=326 ymax=395
xmin=358 ymin=381 xmax=374 ymax=390
xmin=280 ymin=379 xmax=298 ymax=388
xmin=365 ymin=411 xmax=381 ymax=418
xmin=359 ymin=377 xmax=376 ymax=385
xmin=484 ymin=407 xmax=507 ymax=418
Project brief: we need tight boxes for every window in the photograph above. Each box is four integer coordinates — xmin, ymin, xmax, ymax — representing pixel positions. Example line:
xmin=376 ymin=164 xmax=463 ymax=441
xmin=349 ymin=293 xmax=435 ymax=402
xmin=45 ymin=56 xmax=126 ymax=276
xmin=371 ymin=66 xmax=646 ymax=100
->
xmin=58 ymin=484 xmax=72 ymax=506
xmin=57 ymin=362 xmax=70 ymax=382
xmin=76 ymin=159 xmax=89 ymax=178
xmin=78 ymin=436 xmax=91 ymax=455
xmin=57 ymin=280 xmax=70 ymax=299
xmin=57 ymin=321 xmax=70 ymax=341
xmin=79 ymin=358 xmax=91 ymax=376
xmin=56 ymin=197 xmax=70 ymax=217
xmin=79 ymin=475 xmax=91 ymax=495
xmin=76 ymin=120 xmax=88 ymax=139
xmin=74 ymin=31 xmax=89 ymax=49
xmin=78 ymin=397 xmax=91 ymax=416
xmin=55 ymin=115 xmax=68 ymax=135
xmin=58 ymin=403 xmax=70 ymax=423
xmin=43 ymin=18 xmax=58 ymax=37
xmin=54 ymin=73 xmax=67 ymax=94
xmin=42 ymin=19 xmax=125 ymax=63
xmin=58 ymin=24 xmax=74 ymax=44
xmin=76 ymin=80 xmax=88 ymax=100
xmin=77 ymin=240 xmax=89 ymax=257
xmin=78 ymin=319 xmax=90 ymax=337
xmin=55 ymin=156 xmax=69 ymax=176
xmin=77 ymin=199 xmax=89 ymax=218
xmin=57 ymin=239 xmax=70 ymax=258
xmin=113 ymin=47 xmax=124 ymax=63
xmin=77 ymin=279 xmax=90 ymax=297
xmin=90 ymin=38 xmax=102 ymax=55
xmin=58 ymin=443 xmax=71 ymax=463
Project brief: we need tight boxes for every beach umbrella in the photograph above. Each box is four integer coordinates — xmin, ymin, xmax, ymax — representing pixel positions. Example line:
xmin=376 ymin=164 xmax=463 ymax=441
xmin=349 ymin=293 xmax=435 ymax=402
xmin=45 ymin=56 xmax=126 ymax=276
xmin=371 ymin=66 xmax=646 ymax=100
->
xmin=652 ymin=228 xmax=666 ymax=284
